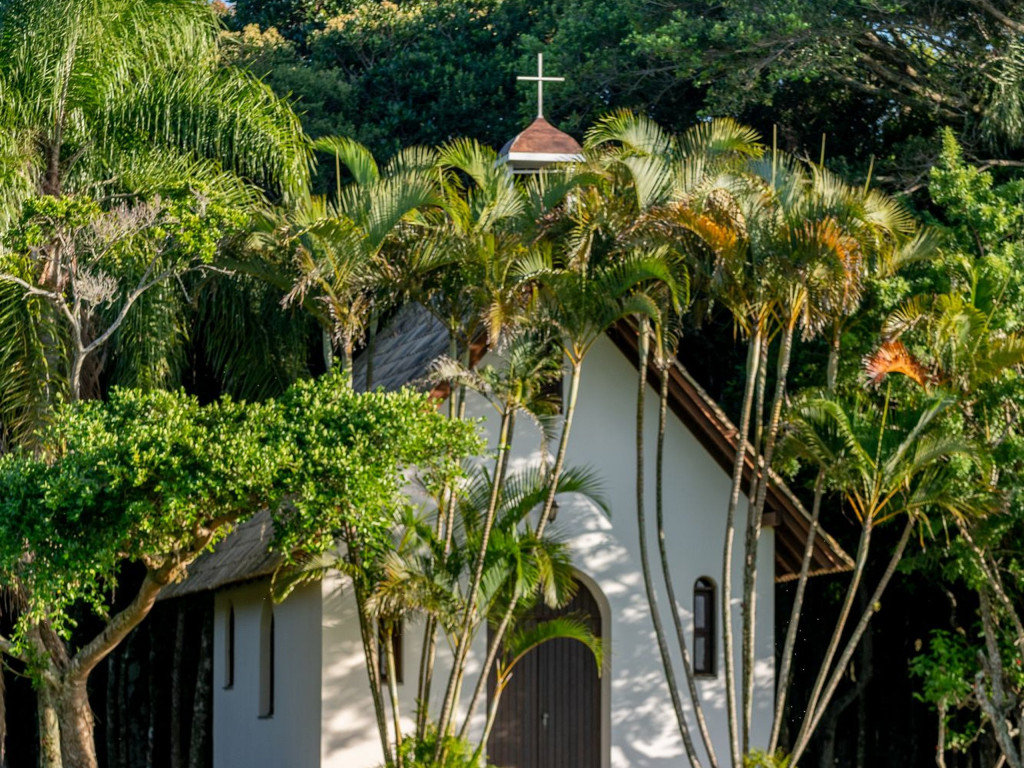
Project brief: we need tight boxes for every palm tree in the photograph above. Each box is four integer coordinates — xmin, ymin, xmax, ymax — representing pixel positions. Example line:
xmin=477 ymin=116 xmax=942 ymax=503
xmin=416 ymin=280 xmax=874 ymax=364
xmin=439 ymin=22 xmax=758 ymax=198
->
xmin=411 ymin=142 xmax=597 ymax=760
xmin=454 ymin=463 xmax=605 ymax=761
xmin=763 ymin=163 xmax=934 ymax=756
xmin=730 ymin=155 xmax=926 ymax=752
xmin=870 ymin=252 xmax=1024 ymax=768
xmin=780 ymin=387 xmax=995 ymax=766
xmin=585 ymin=111 xmax=762 ymax=768
xmin=360 ymin=459 xmax=605 ymax=766
xmin=431 ymin=328 xmax=566 ymax=756
xmin=274 ymin=137 xmax=440 ymax=383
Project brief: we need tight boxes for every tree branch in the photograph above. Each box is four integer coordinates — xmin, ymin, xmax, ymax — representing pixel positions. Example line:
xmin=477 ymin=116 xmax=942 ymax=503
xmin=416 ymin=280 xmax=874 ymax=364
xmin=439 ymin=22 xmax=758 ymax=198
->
xmin=66 ymin=521 xmax=222 ymax=684
xmin=963 ymin=0 xmax=1024 ymax=35
xmin=0 ymin=635 xmax=23 ymax=663
xmin=80 ymin=264 xmax=177 ymax=357
xmin=855 ymin=45 xmax=972 ymax=112
xmin=0 ymin=273 xmax=60 ymax=301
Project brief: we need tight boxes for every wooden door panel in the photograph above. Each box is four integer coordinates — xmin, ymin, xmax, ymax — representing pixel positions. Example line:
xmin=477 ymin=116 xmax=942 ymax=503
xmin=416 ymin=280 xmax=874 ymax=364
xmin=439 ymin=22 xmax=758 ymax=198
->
xmin=488 ymin=580 xmax=601 ymax=768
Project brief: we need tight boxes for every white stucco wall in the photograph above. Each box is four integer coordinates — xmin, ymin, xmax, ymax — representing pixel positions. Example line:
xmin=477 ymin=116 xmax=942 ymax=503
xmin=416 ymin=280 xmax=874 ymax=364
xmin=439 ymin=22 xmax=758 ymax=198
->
xmin=318 ymin=335 xmax=776 ymax=767
xmin=554 ymin=337 xmax=776 ymax=767
xmin=320 ymin=570 xmax=491 ymax=768
xmin=213 ymin=580 xmax=322 ymax=768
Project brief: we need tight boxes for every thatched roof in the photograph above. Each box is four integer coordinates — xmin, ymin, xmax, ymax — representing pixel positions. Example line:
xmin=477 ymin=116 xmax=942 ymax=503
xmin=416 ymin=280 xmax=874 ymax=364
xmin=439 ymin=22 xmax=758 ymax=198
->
xmin=159 ymin=510 xmax=281 ymax=600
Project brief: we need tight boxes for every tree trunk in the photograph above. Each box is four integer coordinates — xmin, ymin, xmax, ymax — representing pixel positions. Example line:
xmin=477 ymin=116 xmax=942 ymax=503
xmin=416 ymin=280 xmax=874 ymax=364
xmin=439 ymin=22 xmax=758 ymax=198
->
xmin=38 ymin=682 xmax=63 ymax=768
xmin=170 ymin=604 xmax=186 ymax=768
xmin=383 ymin=622 xmax=404 ymax=768
xmin=770 ymin=323 xmax=842 ymax=754
xmin=792 ymin=517 xmax=914 ymax=766
xmin=57 ymin=680 xmax=97 ymax=768
xmin=743 ymin=323 xmax=794 ymax=749
xmin=722 ymin=331 xmax=762 ymax=767
xmin=435 ymin=406 xmax=514 ymax=754
xmin=188 ymin=604 xmax=213 ymax=768
xmin=459 ymin=597 xmax=516 ymax=742
xmin=353 ymin=574 xmax=392 ymax=766
xmin=656 ymin=362 xmax=719 ymax=768
xmin=466 ymin=597 xmax=519 ymax=757
xmin=816 ymin=585 xmax=870 ymax=768
xmin=634 ymin=320 xmax=705 ymax=768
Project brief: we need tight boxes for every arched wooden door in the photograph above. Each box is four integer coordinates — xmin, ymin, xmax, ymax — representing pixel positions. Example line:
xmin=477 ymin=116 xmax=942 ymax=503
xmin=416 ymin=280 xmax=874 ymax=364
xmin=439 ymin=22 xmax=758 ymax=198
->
xmin=487 ymin=579 xmax=602 ymax=768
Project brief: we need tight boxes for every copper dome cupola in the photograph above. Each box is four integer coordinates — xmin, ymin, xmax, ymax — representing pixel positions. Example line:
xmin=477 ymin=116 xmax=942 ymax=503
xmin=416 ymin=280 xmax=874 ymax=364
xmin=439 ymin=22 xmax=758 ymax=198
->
xmin=498 ymin=54 xmax=584 ymax=174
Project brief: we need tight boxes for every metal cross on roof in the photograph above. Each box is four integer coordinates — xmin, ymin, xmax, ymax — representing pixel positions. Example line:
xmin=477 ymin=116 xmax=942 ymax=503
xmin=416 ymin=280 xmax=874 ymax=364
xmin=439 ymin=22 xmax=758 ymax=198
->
xmin=517 ymin=53 xmax=564 ymax=119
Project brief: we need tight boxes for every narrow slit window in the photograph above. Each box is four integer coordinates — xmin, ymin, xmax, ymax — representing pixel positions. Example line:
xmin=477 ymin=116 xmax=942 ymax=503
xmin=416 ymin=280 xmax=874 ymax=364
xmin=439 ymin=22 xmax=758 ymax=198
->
xmin=224 ymin=604 xmax=235 ymax=689
xmin=693 ymin=577 xmax=716 ymax=677
xmin=259 ymin=601 xmax=274 ymax=717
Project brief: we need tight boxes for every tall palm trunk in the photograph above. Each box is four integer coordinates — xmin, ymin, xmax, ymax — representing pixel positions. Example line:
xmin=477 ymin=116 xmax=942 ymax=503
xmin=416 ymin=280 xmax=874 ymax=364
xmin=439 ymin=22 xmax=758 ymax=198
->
xmin=789 ymin=516 xmax=872 ymax=763
xmin=634 ymin=320 xmax=705 ymax=768
xmin=789 ymin=517 xmax=914 ymax=766
xmin=351 ymin=548 xmax=393 ymax=766
xmin=655 ymin=360 xmax=719 ymax=768
xmin=383 ymin=622 xmax=404 ymax=768
xmin=535 ymin=358 xmax=582 ymax=539
xmin=769 ymin=324 xmax=841 ymax=753
xmin=768 ymin=470 xmax=825 ymax=753
xmin=463 ymin=589 xmax=519 ymax=753
xmin=722 ymin=330 xmax=762 ymax=767
xmin=791 ymin=385 xmax=895 ymax=763
xmin=416 ymin=334 xmax=462 ymax=739
xmin=434 ymin=405 xmax=514 ymax=758
xmin=742 ymin=322 xmax=795 ymax=748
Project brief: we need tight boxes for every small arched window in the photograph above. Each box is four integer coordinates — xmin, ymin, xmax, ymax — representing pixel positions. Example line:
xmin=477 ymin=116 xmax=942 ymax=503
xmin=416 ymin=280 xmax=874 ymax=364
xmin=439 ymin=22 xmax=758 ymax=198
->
xmin=259 ymin=601 xmax=274 ymax=718
xmin=693 ymin=577 xmax=716 ymax=677
xmin=224 ymin=603 xmax=235 ymax=689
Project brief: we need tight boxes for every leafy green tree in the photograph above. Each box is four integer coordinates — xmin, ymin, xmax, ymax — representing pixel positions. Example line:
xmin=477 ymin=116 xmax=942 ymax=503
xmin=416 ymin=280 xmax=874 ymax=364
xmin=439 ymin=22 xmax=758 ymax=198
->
xmin=884 ymin=131 xmax=1024 ymax=768
xmin=224 ymin=0 xmax=650 ymax=171
xmin=632 ymin=0 xmax=1024 ymax=185
xmin=0 ymin=370 xmax=477 ymax=768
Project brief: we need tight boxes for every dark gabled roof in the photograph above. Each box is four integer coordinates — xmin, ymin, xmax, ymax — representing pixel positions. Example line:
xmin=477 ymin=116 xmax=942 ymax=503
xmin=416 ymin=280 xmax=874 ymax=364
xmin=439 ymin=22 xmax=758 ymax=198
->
xmin=166 ymin=306 xmax=852 ymax=597
xmin=350 ymin=305 xmax=451 ymax=394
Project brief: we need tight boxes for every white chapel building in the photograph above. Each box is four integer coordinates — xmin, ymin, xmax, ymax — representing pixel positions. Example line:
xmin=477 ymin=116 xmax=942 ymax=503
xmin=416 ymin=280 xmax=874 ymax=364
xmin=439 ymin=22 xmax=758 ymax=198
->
xmin=161 ymin=59 xmax=851 ymax=768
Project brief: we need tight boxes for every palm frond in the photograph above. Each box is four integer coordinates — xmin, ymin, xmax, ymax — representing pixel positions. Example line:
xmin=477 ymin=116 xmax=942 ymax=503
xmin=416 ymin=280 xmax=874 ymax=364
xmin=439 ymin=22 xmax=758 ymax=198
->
xmin=502 ymin=615 xmax=603 ymax=678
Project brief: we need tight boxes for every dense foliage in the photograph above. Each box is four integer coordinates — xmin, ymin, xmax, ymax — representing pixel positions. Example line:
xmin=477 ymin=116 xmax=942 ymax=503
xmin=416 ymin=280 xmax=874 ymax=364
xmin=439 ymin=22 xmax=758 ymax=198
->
xmin=4 ymin=0 xmax=1024 ymax=766
xmin=228 ymin=0 xmax=1024 ymax=189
